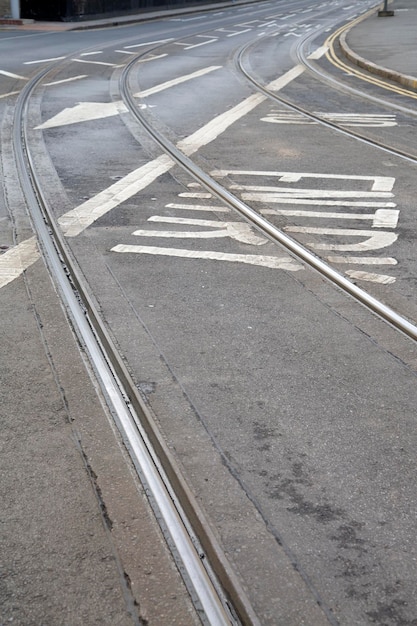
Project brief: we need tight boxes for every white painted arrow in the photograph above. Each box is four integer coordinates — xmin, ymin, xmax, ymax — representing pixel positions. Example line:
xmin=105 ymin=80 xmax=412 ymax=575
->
xmin=35 ymin=65 xmax=222 ymax=130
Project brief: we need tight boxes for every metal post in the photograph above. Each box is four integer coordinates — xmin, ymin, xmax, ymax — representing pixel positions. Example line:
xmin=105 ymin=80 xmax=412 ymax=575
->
xmin=10 ymin=0 xmax=20 ymax=18
xmin=378 ymin=0 xmax=394 ymax=16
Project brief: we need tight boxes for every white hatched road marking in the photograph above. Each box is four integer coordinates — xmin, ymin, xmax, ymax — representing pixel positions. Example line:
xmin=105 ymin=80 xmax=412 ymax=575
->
xmin=111 ymin=245 xmax=302 ymax=270
xmin=212 ymin=170 xmax=399 ymax=283
xmin=285 ymin=226 xmax=397 ymax=252
xmin=134 ymin=216 xmax=267 ymax=245
xmin=261 ymin=111 xmax=397 ymax=127
xmin=24 ymin=57 xmax=65 ymax=65
xmin=0 ymin=237 xmax=40 ymax=288
xmin=0 ymin=70 xmax=27 ymax=80
xmin=4 ymin=60 xmax=400 ymax=287
xmin=44 ymin=75 xmax=88 ymax=87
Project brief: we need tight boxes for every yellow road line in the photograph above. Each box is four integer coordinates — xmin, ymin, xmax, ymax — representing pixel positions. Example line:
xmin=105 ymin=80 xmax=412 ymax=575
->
xmin=325 ymin=15 xmax=417 ymax=100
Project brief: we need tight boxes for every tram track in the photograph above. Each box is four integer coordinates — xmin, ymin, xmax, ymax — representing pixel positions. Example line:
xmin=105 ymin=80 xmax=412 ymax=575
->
xmin=119 ymin=27 xmax=417 ymax=343
xmin=10 ymin=2 xmax=417 ymax=622
xmin=12 ymin=49 xmax=256 ymax=626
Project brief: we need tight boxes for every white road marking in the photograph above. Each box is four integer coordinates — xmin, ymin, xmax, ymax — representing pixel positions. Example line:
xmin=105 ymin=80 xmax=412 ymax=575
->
xmin=135 ymin=66 xmax=221 ymax=98
xmin=307 ymin=45 xmax=329 ymax=59
xmin=111 ymin=245 xmax=302 ymax=270
xmin=240 ymin=196 xmax=395 ymax=208
xmin=345 ymin=270 xmax=395 ymax=285
xmin=80 ymin=51 xmax=103 ymax=56
xmin=234 ymin=185 xmax=393 ymax=198
xmin=184 ymin=37 xmax=218 ymax=50
xmin=24 ymin=57 xmax=65 ymax=65
xmin=285 ymin=226 xmax=397 ymax=252
xmin=261 ymin=111 xmax=397 ymax=127
xmin=0 ymin=70 xmax=26 ymax=79
xmin=0 ymin=237 xmax=40 ymax=288
xmin=262 ymin=209 xmax=399 ymax=228
xmin=327 ymin=256 xmax=397 ymax=265
xmin=43 ymin=75 xmax=88 ymax=86
xmin=71 ymin=58 xmax=121 ymax=67
xmin=59 ymin=155 xmax=174 ymax=237
xmin=268 ymin=65 xmax=305 ymax=91
xmin=179 ymin=192 xmax=213 ymax=198
xmin=166 ymin=203 xmax=230 ymax=212
xmin=227 ymin=29 xmax=251 ymax=37
xmin=213 ymin=170 xmax=395 ymax=191
xmin=123 ymin=39 xmax=173 ymax=49
xmin=0 ymin=91 xmax=20 ymax=99
xmin=37 ymin=64 xmax=220 ymax=129
xmin=35 ymin=101 xmax=126 ymax=129
xmin=136 ymin=216 xmax=267 ymax=245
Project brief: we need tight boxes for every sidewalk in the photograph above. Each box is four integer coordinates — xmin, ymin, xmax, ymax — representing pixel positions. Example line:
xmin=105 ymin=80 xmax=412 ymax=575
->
xmin=340 ymin=0 xmax=417 ymax=91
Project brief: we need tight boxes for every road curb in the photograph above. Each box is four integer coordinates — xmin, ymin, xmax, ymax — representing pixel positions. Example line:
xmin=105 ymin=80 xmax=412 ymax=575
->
xmin=339 ymin=26 xmax=417 ymax=93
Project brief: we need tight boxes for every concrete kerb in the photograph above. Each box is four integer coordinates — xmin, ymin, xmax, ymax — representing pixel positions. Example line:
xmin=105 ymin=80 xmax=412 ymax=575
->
xmin=339 ymin=21 xmax=417 ymax=93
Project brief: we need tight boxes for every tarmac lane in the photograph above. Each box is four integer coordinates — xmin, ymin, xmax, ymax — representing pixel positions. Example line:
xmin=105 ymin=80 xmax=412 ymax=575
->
xmin=3 ymin=0 xmax=417 ymax=623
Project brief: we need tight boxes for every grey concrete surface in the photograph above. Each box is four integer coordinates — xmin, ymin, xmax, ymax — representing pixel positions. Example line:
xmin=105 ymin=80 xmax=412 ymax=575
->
xmin=0 ymin=74 xmax=199 ymax=625
xmin=341 ymin=0 xmax=417 ymax=89
xmin=1 ymin=1 xmax=417 ymax=624
xmin=0 ymin=240 xmax=200 ymax=626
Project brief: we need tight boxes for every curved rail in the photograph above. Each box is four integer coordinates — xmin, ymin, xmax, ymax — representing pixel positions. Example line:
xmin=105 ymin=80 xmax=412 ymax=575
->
xmin=13 ymin=57 xmax=249 ymax=626
xmin=120 ymin=38 xmax=417 ymax=343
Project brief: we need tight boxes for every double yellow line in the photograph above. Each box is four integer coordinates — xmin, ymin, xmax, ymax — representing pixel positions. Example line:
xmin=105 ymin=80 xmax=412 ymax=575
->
xmin=325 ymin=11 xmax=417 ymax=100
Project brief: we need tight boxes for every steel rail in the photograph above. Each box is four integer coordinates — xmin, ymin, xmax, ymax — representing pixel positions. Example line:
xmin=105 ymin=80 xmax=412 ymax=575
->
xmin=13 ymin=67 xmax=243 ymax=626
xmin=121 ymin=42 xmax=417 ymax=343
xmin=236 ymin=30 xmax=417 ymax=165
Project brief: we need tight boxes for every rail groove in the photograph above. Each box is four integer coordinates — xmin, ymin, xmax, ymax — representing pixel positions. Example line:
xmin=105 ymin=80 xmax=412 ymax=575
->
xmin=14 ymin=57 xmax=255 ymax=626
xmin=120 ymin=23 xmax=417 ymax=343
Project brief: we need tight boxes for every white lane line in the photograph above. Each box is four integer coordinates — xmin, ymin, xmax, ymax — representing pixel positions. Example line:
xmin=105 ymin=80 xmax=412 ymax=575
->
xmin=124 ymin=38 xmax=173 ymax=49
xmin=111 ymin=245 xmax=302 ymax=270
xmin=58 ymin=67 xmax=304 ymax=236
xmin=0 ymin=70 xmax=26 ymax=80
xmin=24 ymin=57 xmax=65 ymax=65
xmin=135 ymin=66 xmax=221 ymax=98
xmin=267 ymin=65 xmax=305 ymax=91
xmin=43 ymin=75 xmax=88 ymax=86
xmin=177 ymin=92 xmax=265 ymax=155
xmin=0 ymin=91 xmax=20 ymax=99
xmin=227 ymin=29 xmax=251 ymax=37
xmin=307 ymin=45 xmax=329 ymax=59
xmin=184 ymin=38 xmax=218 ymax=50
xmin=59 ymin=155 xmax=174 ymax=237
xmin=0 ymin=237 xmax=40 ymax=288
xmin=80 ymin=51 xmax=103 ymax=56
xmin=71 ymin=58 xmax=121 ymax=67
